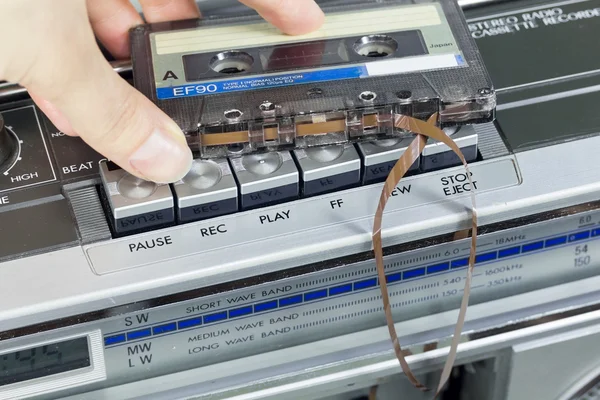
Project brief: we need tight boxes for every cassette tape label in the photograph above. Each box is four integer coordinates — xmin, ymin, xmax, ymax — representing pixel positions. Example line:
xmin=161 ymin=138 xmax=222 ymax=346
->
xmin=158 ymin=54 xmax=465 ymax=99
xmin=149 ymin=3 xmax=466 ymax=100
xmin=152 ymin=5 xmax=442 ymax=55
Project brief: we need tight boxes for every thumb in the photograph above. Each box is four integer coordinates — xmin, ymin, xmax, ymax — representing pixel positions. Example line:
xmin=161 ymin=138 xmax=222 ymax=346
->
xmin=2 ymin=1 xmax=192 ymax=184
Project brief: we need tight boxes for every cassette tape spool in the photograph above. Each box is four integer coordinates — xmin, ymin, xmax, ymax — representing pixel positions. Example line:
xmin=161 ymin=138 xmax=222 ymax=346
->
xmin=130 ymin=0 xmax=496 ymax=159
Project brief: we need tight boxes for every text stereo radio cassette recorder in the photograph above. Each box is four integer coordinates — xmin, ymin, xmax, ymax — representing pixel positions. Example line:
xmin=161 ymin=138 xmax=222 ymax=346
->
xmin=2 ymin=0 xmax=600 ymax=399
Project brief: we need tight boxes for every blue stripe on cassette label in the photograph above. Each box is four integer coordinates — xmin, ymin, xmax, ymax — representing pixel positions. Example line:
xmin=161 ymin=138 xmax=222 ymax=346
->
xmin=156 ymin=65 xmax=368 ymax=100
xmin=155 ymin=54 xmax=465 ymax=100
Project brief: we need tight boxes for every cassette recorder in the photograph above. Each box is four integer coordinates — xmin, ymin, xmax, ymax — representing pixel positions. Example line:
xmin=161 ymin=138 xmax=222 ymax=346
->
xmin=3 ymin=0 xmax=600 ymax=399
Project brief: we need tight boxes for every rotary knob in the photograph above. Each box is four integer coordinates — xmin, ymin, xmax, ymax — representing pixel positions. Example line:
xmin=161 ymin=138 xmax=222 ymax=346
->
xmin=0 ymin=114 xmax=18 ymax=174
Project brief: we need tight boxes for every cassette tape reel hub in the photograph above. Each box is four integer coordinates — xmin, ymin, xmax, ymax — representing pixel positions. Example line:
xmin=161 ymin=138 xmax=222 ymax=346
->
xmin=130 ymin=0 xmax=496 ymax=159
xmin=353 ymin=35 xmax=399 ymax=58
xmin=209 ymin=51 xmax=254 ymax=74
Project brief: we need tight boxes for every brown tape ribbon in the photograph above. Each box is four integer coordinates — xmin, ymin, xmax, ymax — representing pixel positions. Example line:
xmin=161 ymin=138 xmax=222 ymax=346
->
xmin=368 ymin=385 xmax=379 ymax=400
xmin=372 ymin=113 xmax=478 ymax=397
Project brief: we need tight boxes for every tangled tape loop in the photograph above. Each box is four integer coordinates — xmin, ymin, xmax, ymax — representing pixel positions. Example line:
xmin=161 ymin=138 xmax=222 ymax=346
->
xmin=372 ymin=113 xmax=478 ymax=397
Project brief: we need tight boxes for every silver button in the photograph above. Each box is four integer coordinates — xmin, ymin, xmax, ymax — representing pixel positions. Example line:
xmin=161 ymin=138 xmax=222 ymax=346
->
xmin=421 ymin=125 xmax=478 ymax=172
xmin=242 ymin=152 xmax=282 ymax=175
xmin=117 ymin=175 xmax=158 ymax=199
xmin=172 ymin=158 xmax=238 ymax=223
xmin=356 ymin=137 xmax=420 ymax=184
xmin=99 ymin=161 xmax=174 ymax=236
xmin=294 ymin=144 xmax=361 ymax=196
xmin=305 ymin=145 xmax=344 ymax=163
xmin=231 ymin=151 xmax=299 ymax=210
xmin=183 ymin=160 xmax=222 ymax=189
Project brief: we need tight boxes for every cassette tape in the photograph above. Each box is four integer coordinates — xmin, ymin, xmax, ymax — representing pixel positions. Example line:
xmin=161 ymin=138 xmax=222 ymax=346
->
xmin=130 ymin=0 xmax=496 ymax=159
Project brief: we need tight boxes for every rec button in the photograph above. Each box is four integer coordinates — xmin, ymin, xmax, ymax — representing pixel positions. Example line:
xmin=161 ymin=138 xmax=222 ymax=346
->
xmin=172 ymin=158 xmax=238 ymax=223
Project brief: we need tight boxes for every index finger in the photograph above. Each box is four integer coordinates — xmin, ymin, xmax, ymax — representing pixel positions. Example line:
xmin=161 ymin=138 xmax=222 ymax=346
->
xmin=87 ymin=0 xmax=143 ymax=59
xmin=238 ymin=0 xmax=324 ymax=35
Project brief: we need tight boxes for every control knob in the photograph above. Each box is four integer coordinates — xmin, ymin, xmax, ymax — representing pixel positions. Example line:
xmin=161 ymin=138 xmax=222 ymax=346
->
xmin=0 ymin=113 xmax=18 ymax=174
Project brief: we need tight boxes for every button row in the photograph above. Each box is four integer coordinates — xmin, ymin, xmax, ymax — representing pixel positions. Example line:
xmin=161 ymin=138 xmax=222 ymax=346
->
xmin=99 ymin=126 xmax=478 ymax=236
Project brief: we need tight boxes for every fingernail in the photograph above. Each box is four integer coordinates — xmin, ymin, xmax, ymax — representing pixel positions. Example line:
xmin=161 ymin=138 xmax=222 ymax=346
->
xmin=129 ymin=129 xmax=192 ymax=183
xmin=281 ymin=2 xmax=324 ymax=35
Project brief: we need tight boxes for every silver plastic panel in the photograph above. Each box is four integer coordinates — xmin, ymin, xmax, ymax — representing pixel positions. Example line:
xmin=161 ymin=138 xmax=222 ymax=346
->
xmin=77 ymin=208 xmax=600 ymax=391
xmin=6 ymin=203 xmax=600 ymax=399
xmin=55 ymin=279 xmax=600 ymax=400
xmin=507 ymin=324 xmax=600 ymax=400
xmin=2 ymin=135 xmax=600 ymax=333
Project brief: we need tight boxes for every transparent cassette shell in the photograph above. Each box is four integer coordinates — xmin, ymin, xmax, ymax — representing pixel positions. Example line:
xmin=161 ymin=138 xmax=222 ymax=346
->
xmin=130 ymin=0 xmax=498 ymax=159
xmin=196 ymin=88 xmax=495 ymax=159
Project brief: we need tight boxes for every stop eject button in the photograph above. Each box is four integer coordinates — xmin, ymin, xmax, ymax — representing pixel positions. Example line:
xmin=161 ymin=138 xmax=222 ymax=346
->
xmin=421 ymin=125 xmax=479 ymax=172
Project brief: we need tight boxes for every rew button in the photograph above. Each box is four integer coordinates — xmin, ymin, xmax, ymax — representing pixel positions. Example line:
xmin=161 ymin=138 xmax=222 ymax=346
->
xmin=357 ymin=137 xmax=420 ymax=185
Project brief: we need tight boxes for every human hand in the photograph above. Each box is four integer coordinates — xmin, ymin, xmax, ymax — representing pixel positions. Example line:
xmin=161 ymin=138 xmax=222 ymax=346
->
xmin=0 ymin=0 xmax=324 ymax=183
